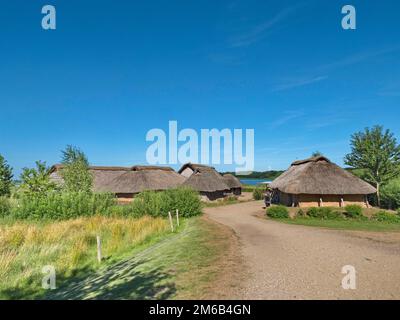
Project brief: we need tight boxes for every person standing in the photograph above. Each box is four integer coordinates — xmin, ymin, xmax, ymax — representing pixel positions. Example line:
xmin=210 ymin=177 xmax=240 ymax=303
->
xmin=264 ymin=187 xmax=272 ymax=207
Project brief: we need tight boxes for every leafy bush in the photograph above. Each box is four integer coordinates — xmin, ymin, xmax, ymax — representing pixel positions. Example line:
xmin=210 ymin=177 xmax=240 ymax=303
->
xmin=253 ymin=188 xmax=263 ymax=200
xmin=297 ymin=209 xmax=307 ymax=217
xmin=0 ymin=196 xmax=11 ymax=217
xmin=344 ymin=205 xmax=363 ymax=218
xmin=163 ymin=188 xmax=202 ymax=217
xmin=381 ymin=179 xmax=400 ymax=210
xmin=12 ymin=192 xmax=116 ymax=220
xmin=371 ymin=211 xmax=400 ymax=223
xmin=266 ymin=205 xmax=289 ymax=219
xmin=306 ymin=207 xmax=344 ymax=220
xmin=128 ymin=188 xmax=202 ymax=218
xmin=7 ymin=188 xmax=202 ymax=221
xmin=19 ymin=161 xmax=57 ymax=196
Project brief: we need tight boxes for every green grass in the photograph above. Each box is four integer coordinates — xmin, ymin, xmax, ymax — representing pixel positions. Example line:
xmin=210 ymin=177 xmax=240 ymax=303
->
xmin=202 ymin=197 xmax=245 ymax=208
xmin=45 ymin=217 xmax=229 ymax=300
xmin=242 ymin=184 xmax=264 ymax=193
xmin=0 ymin=216 xmax=170 ymax=299
xmin=275 ymin=217 xmax=400 ymax=232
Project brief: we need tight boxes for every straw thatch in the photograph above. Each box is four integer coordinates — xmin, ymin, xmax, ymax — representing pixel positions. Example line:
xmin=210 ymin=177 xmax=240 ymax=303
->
xmin=178 ymin=163 xmax=229 ymax=193
xmin=131 ymin=165 xmax=174 ymax=172
xmin=222 ymin=174 xmax=242 ymax=189
xmin=49 ymin=165 xmax=185 ymax=195
xmin=96 ymin=169 xmax=185 ymax=194
xmin=222 ymin=174 xmax=242 ymax=195
xmin=269 ymin=156 xmax=376 ymax=195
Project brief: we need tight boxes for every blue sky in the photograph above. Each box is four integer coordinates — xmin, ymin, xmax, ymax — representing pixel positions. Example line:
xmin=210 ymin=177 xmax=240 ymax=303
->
xmin=1 ymin=0 xmax=399 ymax=176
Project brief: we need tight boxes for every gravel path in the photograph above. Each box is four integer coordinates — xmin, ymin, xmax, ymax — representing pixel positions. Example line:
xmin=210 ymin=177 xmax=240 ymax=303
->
xmin=205 ymin=201 xmax=400 ymax=300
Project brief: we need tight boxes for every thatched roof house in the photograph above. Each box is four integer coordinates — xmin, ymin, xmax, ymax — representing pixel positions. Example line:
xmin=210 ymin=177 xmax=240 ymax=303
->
xmin=97 ymin=167 xmax=185 ymax=195
xmin=178 ymin=163 xmax=229 ymax=200
xmin=222 ymin=174 xmax=242 ymax=195
xmin=269 ymin=156 xmax=376 ymax=208
xmin=50 ymin=165 xmax=185 ymax=201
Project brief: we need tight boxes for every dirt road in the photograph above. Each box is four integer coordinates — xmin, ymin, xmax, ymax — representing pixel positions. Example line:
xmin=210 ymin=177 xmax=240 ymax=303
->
xmin=205 ymin=201 xmax=400 ymax=299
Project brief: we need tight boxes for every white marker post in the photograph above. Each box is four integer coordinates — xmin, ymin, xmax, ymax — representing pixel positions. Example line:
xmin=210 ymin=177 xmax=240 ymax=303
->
xmin=168 ymin=211 xmax=174 ymax=232
xmin=176 ymin=209 xmax=180 ymax=227
xmin=96 ymin=235 xmax=102 ymax=263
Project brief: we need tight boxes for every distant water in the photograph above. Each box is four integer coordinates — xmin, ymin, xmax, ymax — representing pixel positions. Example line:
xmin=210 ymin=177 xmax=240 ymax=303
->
xmin=240 ymin=179 xmax=272 ymax=186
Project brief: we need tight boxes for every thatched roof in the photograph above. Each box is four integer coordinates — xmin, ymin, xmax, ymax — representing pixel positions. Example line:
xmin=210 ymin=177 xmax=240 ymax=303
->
xmin=179 ymin=163 xmax=229 ymax=192
xmin=223 ymin=174 xmax=242 ymax=189
xmin=50 ymin=164 xmax=132 ymax=172
xmin=96 ymin=169 xmax=185 ymax=193
xmin=131 ymin=165 xmax=174 ymax=172
xmin=50 ymin=165 xmax=185 ymax=194
xmin=269 ymin=156 xmax=376 ymax=195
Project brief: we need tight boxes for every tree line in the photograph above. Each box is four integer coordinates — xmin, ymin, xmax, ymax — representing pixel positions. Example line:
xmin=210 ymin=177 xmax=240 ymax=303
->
xmin=0 ymin=145 xmax=93 ymax=198
xmin=1 ymin=125 xmax=400 ymax=209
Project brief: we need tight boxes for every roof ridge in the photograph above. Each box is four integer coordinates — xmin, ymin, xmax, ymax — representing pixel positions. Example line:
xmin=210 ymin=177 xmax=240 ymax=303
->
xmin=291 ymin=156 xmax=331 ymax=166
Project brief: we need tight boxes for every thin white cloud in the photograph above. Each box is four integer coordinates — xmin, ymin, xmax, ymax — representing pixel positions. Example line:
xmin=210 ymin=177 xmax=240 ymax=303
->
xmin=377 ymin=82 xmax=400 ymax=97
xmin=268 ymin=110 xmax=305 ymax=129
xmin=228 ymin=5 xmax=299 ymax=48
xmin=269 ymin=47 xmax=398 ymax=93
xmin=271 ymin=75 xmax=327 ymax=92
xmin=314 ymin=47 xmax=400 ymax=73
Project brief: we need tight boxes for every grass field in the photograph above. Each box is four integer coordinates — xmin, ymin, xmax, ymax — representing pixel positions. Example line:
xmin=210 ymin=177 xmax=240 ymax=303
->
xmin=0 ymin=215 xmax=234 ymax=299
xmin=242 ymin=184 xmax=264 ymax=193
xmin=276 ymin=217 xmax=400 ymax=232
xmin=45 ymin=217 xmax=234 ymax=299
xmin=0 ymin=216 xmax=170 ymax=299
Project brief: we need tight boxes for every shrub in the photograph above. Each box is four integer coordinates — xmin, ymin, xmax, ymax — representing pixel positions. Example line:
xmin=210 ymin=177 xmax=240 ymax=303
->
xmin=306 ymin=207 xmax=343 ymax=220
xmin=344 ymin=205 xmax=363 ymax=218
xmin=108 ymin=204 xmax=139 ymax=218
xmin=224 ymin=195 xmax=238 ymax=202
xmin=19 ymin=161 xmax=58 ymax=196
xmin=128 ymin=188 xmax=202 ymax=218
xmin=297 ymin=209 xmax=307 ymax=217
xmin=371 ymin=211 xmax=400 ymax=223
xmin=0 ymin=197 xmax=11 ymax=218
xmin=266 ymin=205 xmax=289 ymax=219
xmin=253 ymin=188 xmax=263 ymax=200
xmin=381 ymin=179 xmax=400 ymax=210
xmin=163 ymin=188 xmax=202 ymax=217
xmin=12 ymin=192 xmax=116 ymax=220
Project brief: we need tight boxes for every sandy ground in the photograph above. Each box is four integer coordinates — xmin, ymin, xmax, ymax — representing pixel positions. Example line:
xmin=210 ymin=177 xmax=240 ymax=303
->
xmin=205 ymin=201 xmax=400 ymax=300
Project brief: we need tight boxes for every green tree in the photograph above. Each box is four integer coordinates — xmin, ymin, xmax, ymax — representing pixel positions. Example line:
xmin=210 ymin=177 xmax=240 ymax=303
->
xmin=380 ymin=179 xmax=400 ymax=210
xmin=20 ymin=161 xmax=57 ymax=195
xmin=344 ymin=126 xmax=400 ymax=207
xmin=61 ymin=145 xmax=89 ymax=166
xmin=60 ymin=145 xmax=93 ymax=193
xmin=0 ymin=154 xmax=13 ymax=197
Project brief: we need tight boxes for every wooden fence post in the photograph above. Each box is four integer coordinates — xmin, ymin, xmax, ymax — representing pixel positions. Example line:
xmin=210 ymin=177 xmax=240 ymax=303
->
xmin=168 ymin=212 xmax=174 ymax=232
xmin=96 ymin=235 xmax=102 ymax=263
xmin=176 ymin=209 xmax=180 ymax=227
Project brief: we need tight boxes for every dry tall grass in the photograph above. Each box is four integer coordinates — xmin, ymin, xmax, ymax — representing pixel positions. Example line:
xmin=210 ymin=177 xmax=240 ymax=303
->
xmin=0 ymin=216 xmax=168 ymax=298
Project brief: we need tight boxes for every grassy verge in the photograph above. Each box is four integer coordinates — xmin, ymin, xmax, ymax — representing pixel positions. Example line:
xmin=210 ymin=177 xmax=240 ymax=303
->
xmin=0 ymin=216 xmax=170 ymax=299
xmin=242 ymin=184 xmax=264 ymax=193
xmin=203 ymin=197 xmax=251 ymax=208
xmin=275 ymin=217 xmax=400 ymax=232
xmin=45 ymin=216 xmax=235 ymax=300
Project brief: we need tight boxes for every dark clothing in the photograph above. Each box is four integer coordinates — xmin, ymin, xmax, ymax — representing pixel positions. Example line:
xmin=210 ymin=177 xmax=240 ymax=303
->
xmin=264 ymin=191 xmax=272 ymax=207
